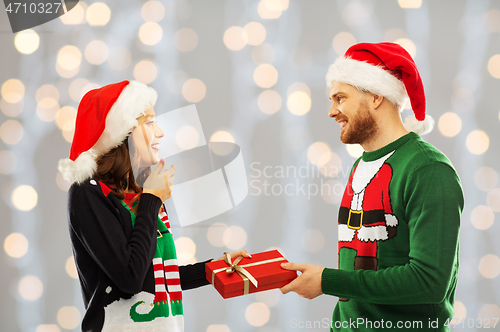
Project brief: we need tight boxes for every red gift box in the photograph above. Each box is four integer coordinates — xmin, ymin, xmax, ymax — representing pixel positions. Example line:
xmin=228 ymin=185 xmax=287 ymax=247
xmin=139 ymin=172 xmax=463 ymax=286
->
xmin=206 ymin=250 xmax=297 ymax=299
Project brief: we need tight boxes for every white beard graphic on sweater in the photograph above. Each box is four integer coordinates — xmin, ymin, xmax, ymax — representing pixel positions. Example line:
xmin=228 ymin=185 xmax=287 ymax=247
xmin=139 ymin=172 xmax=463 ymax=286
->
xmin=102 ymin=291 xmax=184 ymax=332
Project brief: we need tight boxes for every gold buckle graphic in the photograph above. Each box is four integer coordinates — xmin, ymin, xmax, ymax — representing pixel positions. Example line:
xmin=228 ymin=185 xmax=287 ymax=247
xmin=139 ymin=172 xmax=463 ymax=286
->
xmin=157 ymin=230 xmax=163 ymax=238
xmin=347 ymin=209 xmax=363 ymax=230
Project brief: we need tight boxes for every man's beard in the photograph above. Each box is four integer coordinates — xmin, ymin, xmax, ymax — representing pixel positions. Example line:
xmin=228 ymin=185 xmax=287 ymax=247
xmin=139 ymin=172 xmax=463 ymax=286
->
xmin=339 ymin=100 xmax=378 ymax=145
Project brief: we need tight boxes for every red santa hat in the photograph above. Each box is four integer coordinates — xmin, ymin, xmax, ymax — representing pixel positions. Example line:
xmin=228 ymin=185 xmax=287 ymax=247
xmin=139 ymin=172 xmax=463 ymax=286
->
xmin=58 ymin=80 xmax=157 ymax=184
xmin=325 ymin=42 xmax=434 ymax=135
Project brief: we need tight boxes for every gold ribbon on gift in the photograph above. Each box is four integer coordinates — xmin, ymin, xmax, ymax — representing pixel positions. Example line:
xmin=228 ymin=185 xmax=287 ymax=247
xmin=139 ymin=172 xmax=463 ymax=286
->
xmin=211 ymin=252 xmax=286 ymax=295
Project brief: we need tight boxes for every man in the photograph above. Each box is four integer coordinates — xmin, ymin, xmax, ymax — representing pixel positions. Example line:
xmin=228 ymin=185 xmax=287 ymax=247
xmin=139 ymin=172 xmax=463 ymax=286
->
xmin=281 ymin=42 xmax=463 ymax=331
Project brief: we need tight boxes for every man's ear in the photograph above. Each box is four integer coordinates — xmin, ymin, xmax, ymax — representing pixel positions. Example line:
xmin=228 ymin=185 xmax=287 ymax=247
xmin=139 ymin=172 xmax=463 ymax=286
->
xmin=371 ymin=93 xmax=384 ymax=110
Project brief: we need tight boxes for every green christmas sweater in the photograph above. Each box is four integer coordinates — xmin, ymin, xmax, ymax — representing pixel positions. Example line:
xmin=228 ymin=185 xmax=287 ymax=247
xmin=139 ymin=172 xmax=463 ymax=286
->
xmin=321 ymin=132 xmax=464 ymax=331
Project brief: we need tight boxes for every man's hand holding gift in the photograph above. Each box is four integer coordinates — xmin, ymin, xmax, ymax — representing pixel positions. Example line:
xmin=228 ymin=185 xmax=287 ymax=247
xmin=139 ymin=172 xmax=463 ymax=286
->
xmin=280 ymin=262 xmax=324 ymax=299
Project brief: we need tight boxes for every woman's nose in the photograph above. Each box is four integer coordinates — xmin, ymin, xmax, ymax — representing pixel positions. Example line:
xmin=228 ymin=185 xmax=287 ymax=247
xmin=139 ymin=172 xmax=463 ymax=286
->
xmin=155 ymin=123 xmax=165 ymax=138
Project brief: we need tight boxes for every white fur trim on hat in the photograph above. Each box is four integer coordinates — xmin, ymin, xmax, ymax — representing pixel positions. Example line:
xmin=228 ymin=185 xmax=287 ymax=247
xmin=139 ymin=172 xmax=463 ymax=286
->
xmin=58 ymin=81 xmax=158 ymax=184
xmin=326 ymin=57 xmax=410 ymax=111
xmin=403 ymin=114 xmax=435 ymax=136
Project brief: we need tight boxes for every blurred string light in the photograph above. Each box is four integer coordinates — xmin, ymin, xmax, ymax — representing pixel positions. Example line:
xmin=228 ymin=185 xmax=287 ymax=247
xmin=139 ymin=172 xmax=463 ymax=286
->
xmin=307 ymin=142 xmax=331 ymax=166
xmin=478 ymin=254 xmax=500 ymax=279
xmin=175 ymin=237 xmax=196 ymax=264
xmin=14 ymin=29 xmax=40 ymax=55
xmin=85 ymin=40 xmax=109 ymax=65
xmin=258 ymin=0 xmax=289 ymax=19
xmin=0 ymin=98 xmax=23 ymax=117
xmin=243 ymin=22 xmax=266 ymax=46
xmin=68 ymin=78 xmax=89 ymax=102
xmin=466 ymin=130 xmax=489 ymax=155
xmin=206 ymin=325 xmax=230 ymax=332
xmin=4 ymin=232 xmax=29 ymax=258
xmin=175 ymin=125 xmax=199 ymax=150
xmin=60 ymin=1 xmax=87 ymax=25
xmin=453 ymin=301 xmax=467 ymax=324
xmin=18 ymin=275 xmax=43 ymax=301
xmin=223 ymin=26 xmax=248 ymax=51
xmin=209 ymin=130 xmax=235 ymax=156
xmin=65 ymin=256 xmax=78 ymax=279
xmin=287 ymin=91 xmax=311 ymax=115
xmin=139 ymin=22 xmax=163 ymax=46
xmin=484 ymin=9 xmax=500 ymax=33
xmin=11 ymin=185 xmax=38 ymax=211
xmin=207 ymin=222 xmax=228 ymax=247
xmin=36 ymin=84 xmax=60 ymax=122
xmin=35 ymin=325 xmax=61 ymax=332
xmin=56 ymin=45 xmax=82 ymax=78
xmin=487 ymin=188 xmax=500 ymax=212
xmin=332 ymin=32 xmax=356 ymax=55
xmin=258 ymin=90 xmax=281 ymax=114
xmin=1 ymin=79 xmax=25 ymax=103
xmin=394 ymin=38 xmax=417 ymax=58
xmin=133 ymin=59 xmax=157 ymax=84
xmin=57 ymin=306 xmax=81 ymax=330
xmin=254 ymin=63 xmax=278 ymax=88
xmin=474 ymin=167 xmax=498 ymax=191
xmin=252 ymin=43 xmax=276 ymax=64
xmin=86 ymin=2 xmax=111 ymax=26
xmin=487 ymin=54 xmax=500 ymax=79
xmin=478 ymin=305 xmax=500 ymax=327
xmin=245 ymin=302 xmax=270 ymax=327
xmin=397 ymin=0 xmax=422 ymax=9
xmin=438 ymin=112 xmax=462 ymax=137
xmin=255 ymin=289 xmax=280 ymax=307
xmin=0 ymin=150 xmax=17 ymax=174
xmin=0 ymin=120 xmax=23 ymax=145
xmin=141 ymin=0 xmax=165 ymax=22
xmin=182 ymin=78 xmax=206 ymax=103
xmin=346 ymin=144 xmax=364 ymax=158
xmin=222 ymin=225 xmax=247 ymax=250
xmin=174 ymin=28 xmax=198 ymax=52
xmin=470 ymin=205 xmax=494 ymax=230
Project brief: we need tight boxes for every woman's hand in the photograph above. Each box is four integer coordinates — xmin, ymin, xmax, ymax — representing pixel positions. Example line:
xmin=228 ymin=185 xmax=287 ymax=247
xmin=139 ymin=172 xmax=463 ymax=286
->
xmin=143 ymin=158 xmax=176 ymax=202
xmin=212 ymin=250 xmax=252 ymax=262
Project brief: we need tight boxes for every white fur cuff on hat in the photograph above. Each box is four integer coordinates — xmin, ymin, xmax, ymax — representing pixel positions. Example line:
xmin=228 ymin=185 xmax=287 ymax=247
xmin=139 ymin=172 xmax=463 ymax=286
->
xmin=325 ymin=57 xmax=409 ymax=111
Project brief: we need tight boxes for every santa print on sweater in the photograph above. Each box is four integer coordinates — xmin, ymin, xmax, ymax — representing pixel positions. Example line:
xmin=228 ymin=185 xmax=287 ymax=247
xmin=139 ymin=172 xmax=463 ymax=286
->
xmin=337 ymin=152 xmax=398 ymax=301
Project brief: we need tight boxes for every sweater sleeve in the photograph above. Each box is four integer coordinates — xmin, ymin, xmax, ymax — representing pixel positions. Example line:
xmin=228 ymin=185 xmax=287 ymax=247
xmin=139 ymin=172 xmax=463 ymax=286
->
xmin=69 ymin=183 xmax=163 ymax=294
xmin=179 ymin=259 xmax=212 ymax=290
xmin=321 ymin=162 xmax=464 ymax=304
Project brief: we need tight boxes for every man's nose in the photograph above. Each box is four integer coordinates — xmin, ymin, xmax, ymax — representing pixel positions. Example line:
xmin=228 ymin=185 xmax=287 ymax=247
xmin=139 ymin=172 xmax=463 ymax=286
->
xmin=329 ymin=105 xmax=339 ymax=118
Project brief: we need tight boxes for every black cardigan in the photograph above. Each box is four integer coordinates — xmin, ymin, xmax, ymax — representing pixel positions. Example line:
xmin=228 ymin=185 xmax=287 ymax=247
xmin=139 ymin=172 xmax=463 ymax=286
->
xmin=67 ymin=178 xmax=209 ymax=331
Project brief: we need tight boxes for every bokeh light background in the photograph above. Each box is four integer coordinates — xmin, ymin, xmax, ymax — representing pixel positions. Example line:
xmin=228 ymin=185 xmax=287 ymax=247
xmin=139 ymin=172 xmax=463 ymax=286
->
xmin=1 ymin=0 xmax=500 ymax=331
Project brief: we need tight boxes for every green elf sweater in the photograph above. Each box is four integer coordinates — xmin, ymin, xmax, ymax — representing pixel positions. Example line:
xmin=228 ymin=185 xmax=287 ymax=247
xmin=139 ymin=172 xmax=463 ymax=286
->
xmin=321 ymin=132 xmax=464 ymax=331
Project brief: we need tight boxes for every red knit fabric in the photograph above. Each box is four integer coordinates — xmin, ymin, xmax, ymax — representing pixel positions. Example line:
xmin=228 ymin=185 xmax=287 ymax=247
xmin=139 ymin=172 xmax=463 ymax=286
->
xmin=69 ymin=80 xmax=130 ymax=161
xmin=345 ymin=43 xmax=426 ymax=121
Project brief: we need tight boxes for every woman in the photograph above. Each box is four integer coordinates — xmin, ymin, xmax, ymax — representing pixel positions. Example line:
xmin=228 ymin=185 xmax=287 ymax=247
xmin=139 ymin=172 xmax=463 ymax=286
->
xmin=58 ymin=80 xmax=247 ymax=331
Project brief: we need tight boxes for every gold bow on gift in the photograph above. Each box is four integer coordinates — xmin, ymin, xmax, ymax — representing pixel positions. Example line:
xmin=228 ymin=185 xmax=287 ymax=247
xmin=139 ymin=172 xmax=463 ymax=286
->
xmin=211 ymin=252 xmax=286 ymax=295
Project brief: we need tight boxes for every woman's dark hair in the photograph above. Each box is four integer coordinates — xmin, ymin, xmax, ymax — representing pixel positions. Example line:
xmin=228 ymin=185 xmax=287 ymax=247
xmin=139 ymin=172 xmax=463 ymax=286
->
xmin=94 ymin=136 xmax=151 ymax=213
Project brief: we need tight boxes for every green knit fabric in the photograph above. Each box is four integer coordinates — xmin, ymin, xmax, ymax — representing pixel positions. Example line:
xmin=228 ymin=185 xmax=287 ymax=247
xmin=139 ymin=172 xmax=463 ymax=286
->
xmin=120 ymin=200 xmax=184 ymax=321
xmin=321 ymin=132 xmax=463 ymax=331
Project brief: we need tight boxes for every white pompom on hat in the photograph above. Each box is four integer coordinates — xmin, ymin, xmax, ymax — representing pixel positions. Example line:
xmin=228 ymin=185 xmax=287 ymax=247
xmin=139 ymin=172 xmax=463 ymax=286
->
xmin=57 ymin=80 xmax=157 ymax=184
xmin=325 ymin=42 xmax=434 ymax=135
